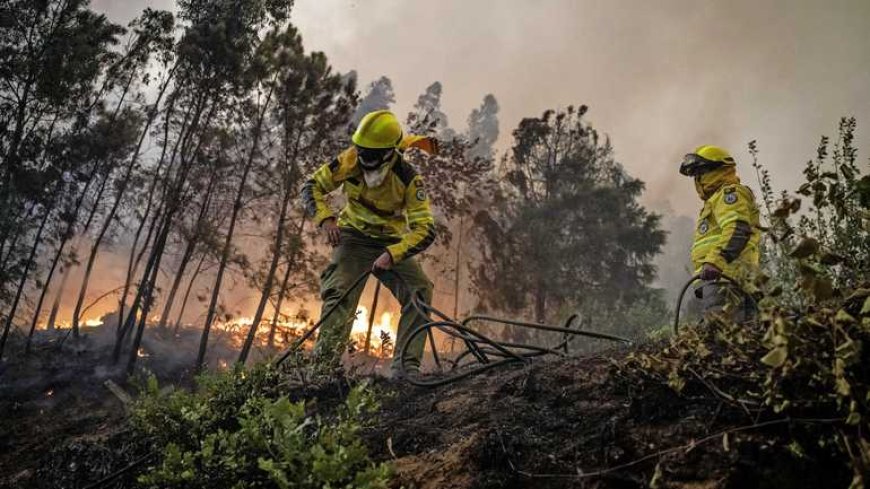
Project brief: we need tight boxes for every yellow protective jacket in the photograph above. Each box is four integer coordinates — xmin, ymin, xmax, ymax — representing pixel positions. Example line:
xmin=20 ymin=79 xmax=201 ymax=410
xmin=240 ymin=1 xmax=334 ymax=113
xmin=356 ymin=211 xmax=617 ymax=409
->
xmin=691 ymin=170 xmax=761 ymax=284
xmin=301 ymin=144 xmax=436 ymax=263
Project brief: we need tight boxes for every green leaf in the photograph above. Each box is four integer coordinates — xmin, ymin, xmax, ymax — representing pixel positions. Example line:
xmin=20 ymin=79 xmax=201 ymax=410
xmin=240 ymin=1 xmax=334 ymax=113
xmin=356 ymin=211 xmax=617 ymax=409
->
xmin=761 ymin=346 xmax=788 ymax=368
xmin=836 ymin=309 xmax=856 ymax=324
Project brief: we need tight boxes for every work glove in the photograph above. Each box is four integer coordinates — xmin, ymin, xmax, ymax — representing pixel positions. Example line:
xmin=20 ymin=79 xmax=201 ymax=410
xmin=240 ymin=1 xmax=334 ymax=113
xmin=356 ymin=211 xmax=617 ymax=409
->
xmin=699 ymin=262 xmax=722 ymax=281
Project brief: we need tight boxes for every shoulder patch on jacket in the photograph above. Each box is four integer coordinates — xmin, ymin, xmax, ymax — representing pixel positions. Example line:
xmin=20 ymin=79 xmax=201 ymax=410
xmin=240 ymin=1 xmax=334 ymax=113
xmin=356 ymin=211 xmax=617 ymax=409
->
xmin=724 ymin=190 xmax=738 ymax=204
xmin=391 ymin=157 xmax=418 ymax=187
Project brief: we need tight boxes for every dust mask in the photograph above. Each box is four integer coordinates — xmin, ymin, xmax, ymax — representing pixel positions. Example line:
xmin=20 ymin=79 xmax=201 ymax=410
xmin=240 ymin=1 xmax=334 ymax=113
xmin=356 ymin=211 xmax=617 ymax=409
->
xmin=363 ymin=165 xmax=391 ymax=188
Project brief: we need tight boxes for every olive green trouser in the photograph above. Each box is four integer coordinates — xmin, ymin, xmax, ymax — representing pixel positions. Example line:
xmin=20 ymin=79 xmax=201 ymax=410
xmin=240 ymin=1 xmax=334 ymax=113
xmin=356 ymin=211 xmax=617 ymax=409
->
xmin=695 ymin=281 xmax=757 ymax=324
xmin=312 ymin=229 xmax=433 ymax=372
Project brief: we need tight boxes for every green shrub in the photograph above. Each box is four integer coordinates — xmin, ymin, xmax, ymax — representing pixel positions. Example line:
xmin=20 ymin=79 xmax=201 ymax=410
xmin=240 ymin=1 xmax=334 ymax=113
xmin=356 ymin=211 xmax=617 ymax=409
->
xmin=130 ymin=365 xmax=391 ymax=489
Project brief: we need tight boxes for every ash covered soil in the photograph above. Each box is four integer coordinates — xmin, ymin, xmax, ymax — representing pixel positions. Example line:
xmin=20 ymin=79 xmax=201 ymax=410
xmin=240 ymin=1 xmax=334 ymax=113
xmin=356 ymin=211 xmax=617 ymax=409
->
xmin=0 ymin=333 xmax=852 ymax=489
xmin=368 ymin=349 xmax=842 ymax=489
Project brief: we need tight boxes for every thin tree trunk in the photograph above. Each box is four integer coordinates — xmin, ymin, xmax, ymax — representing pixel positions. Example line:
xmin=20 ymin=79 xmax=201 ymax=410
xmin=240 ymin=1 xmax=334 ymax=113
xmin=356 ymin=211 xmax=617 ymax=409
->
xmin=237 ymin=189 xmax=292 ymax=364
xmin=174 ymin=252 xmax=206 ymax=334
xmin=118 ymin=91 xmax=216 ymax=366
xmin=0 ymin=197 xmax=55 ymax=358
xmin=70 ymin=68 xmax=176 ymax=336
xmin=198 ymin=85 xmax=274 ymax=370
xmin=266 ymin=262 xmax=292 ymax=348
xmin=25 ymin=165 xmax=105 ymax=346
xmin=125 ymin=216 xmax=172 ymax=373
xmin=118 ymin=92 xmax=185 ymax=327
xmin=266 ymin=216 xmax=306 ymax=347
xmin=156 ymin=173 xmax=215 ymax=330
xmin=45 ymin=265 xmax=71 ymax=331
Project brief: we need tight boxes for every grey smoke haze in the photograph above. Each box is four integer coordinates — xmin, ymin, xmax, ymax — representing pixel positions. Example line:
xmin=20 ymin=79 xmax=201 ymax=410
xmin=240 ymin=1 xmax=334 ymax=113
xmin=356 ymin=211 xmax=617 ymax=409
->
xmin=94 ymin=0 xmax=870 ymax=214
xmin=90 ymin=0 xmax=869 ymax=302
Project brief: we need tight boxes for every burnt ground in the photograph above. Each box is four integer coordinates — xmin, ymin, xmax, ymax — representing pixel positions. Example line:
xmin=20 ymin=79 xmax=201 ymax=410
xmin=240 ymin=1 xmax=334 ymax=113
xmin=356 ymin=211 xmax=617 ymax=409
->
xmin=365 ymin=346 xmax=848 ymax=489
xmin=0 ymin=332 xmax=854 ymax=489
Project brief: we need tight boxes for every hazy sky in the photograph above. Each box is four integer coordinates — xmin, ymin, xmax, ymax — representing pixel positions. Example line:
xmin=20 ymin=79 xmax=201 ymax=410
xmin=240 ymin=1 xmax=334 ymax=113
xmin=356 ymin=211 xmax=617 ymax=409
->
xmin=93 ymin=0 xmax=870 ymax=213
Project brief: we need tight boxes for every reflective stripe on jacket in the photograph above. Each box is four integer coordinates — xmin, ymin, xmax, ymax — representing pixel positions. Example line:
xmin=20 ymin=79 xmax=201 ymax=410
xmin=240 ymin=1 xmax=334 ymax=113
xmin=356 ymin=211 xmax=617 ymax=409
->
xmin=691 ymin=183 xmax=761 ymax=283
xmin=300 ymin=146 xmax=436 ymax=263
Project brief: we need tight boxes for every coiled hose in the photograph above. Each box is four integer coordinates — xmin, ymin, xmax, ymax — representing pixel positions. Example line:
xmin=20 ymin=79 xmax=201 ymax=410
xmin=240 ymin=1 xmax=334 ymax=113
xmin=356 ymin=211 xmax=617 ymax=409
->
xmin=274 ymin=270 xmax=633 ymax=387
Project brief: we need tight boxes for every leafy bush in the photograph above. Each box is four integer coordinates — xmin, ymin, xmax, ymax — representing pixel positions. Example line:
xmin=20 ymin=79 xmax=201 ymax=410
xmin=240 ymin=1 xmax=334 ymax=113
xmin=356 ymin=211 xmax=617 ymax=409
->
xmin=750 ymin=117 xmax=870 ymax=307
xmin=130 ymin=365 xmax=391 ymax=489
xmin=622 ymin=121 xmax=870 ymax=486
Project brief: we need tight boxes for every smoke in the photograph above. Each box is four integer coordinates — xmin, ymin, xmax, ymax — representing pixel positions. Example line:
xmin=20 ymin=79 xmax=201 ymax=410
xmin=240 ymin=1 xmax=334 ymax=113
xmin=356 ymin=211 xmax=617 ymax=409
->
xmin=93 ymin=0 xmax=870 ymax=211
xmin=88 ymin=0 xmax=870 ymax=306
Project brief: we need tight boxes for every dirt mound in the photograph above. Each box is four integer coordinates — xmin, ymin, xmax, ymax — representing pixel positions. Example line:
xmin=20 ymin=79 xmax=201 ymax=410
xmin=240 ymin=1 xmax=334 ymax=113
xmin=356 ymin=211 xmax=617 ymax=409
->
xmin=365 ymin=344 xmax=849 ymax=488
xmin=3 ymin=305 xmax=865 ymax=488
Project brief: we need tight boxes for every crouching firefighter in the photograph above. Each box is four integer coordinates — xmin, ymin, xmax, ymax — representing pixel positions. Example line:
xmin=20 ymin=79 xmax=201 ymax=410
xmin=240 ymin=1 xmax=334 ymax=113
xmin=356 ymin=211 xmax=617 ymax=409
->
xmin=680 ymin=145 xmax=761 ymax=323
xmin=301 ymin=110 xmax=438 ymax=375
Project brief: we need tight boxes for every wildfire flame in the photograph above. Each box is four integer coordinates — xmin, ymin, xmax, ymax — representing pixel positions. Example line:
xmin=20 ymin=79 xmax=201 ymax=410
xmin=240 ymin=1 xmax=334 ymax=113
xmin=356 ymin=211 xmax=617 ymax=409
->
xmin=212 ymin=305 xmax=398 ymax=355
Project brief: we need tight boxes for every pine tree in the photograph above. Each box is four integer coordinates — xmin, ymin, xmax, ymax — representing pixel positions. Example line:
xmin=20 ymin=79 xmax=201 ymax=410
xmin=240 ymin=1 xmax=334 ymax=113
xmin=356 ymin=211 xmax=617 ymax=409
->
xmin=466 ymin=94 xmax=500 ymax=161
xmin=352 ymin=75 xmax=395 ymax=125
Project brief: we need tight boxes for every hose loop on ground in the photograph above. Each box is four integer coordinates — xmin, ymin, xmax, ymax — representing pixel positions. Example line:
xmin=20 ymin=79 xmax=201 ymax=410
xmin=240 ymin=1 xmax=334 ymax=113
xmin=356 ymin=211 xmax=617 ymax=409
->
xmin=275 ymin=270 xmax=633 ymax=387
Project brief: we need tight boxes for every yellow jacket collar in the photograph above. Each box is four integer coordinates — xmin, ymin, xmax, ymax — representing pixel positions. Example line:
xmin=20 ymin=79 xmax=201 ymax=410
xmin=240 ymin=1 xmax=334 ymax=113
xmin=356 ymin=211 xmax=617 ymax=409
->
xmin=695 ymin=167 xmax=740 ymax=200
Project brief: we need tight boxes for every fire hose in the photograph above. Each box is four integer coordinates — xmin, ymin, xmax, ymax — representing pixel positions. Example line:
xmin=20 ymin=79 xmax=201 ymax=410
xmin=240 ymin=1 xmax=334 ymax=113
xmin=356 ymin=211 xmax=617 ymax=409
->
xmin=672 ymin=273 xmax=757 ymax=335
xmin=274 ymin=270 xmax=633 ymax=387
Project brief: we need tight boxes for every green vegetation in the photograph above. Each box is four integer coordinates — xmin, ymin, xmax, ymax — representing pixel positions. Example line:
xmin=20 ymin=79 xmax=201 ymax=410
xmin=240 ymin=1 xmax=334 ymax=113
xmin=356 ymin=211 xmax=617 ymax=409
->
xmin=131 ymin=365 xmax=390 ymax=489
xmin=625 ymin=121 xmax=870 ymax=487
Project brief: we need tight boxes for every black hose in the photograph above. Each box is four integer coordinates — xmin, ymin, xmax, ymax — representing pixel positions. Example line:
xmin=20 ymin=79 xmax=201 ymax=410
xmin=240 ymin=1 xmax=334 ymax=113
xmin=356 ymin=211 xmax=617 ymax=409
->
xmin=274 ymin=271 xmax=373 ymax=366
xmin=274 ymin=268 xmax=633 ymax=388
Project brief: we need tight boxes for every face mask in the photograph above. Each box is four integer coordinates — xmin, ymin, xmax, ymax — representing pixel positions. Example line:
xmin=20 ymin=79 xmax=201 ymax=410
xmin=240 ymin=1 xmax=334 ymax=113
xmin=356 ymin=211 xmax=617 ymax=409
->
xmin=363 ymin=165 xmax=391 ymax=188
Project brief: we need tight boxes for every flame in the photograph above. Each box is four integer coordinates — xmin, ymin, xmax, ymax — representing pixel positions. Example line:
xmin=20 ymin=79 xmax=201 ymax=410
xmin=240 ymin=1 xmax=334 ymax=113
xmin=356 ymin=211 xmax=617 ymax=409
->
xmin=210 ymin=305 xmax=399 ymax=356
xmin=351 ymin=306 xmax=395 ymax=349
xmin=45 ymin=389 xmax=54 ymax=397
xmin=83 ymin=318 xmax=103 ymax=327
xmin=137 ymin=347 xmax=149 ymax=358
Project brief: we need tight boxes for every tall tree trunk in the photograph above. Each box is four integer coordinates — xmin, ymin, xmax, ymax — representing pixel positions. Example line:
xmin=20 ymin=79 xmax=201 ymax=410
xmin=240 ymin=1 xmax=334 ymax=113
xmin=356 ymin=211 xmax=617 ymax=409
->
xmin=156 ymin=173 xmax=215 ymax=330
xmin=266 ymin=262 xmax=292 ymax=348
xmin=197 ymin=85 xmax=274 ymax=371
xmin=117 ymin=91 xmax=216 ymax=366
xmin=69 ymin=69 xmax=175 ymax=336
xmin=125 ymin=216 xmax=172 ymax=373
xmin=0 ymin=197 xmax=55 ymax=358
xmin=118 ymin=93 xmax=185 ymax=328
xmin=237 ymin=189 xmax=292 ymax=364
xmin=265 ymin=216 xmax=306 ymax=347
xmin=174 ymin=252 xmax=206 ymax=334
xmin=534 ymin=286 xmax=547 ymax=324
xmin=29 ymin=170 xmax=115 ymax=343
xmin=45 ymin=265 xmax=71 ymax=331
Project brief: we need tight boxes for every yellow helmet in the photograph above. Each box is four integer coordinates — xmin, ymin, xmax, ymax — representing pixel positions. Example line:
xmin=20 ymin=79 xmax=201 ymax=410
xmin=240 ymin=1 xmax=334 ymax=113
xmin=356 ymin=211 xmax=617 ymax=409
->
xmin=679 ymin=145 xmax=736 ymax=176
xmin=352 ymin=110 xmax=403 ymax=149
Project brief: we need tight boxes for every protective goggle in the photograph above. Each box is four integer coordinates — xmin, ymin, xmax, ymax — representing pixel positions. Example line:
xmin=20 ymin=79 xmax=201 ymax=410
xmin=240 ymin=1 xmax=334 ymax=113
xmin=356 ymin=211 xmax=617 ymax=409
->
xmin=357 ymin=146 xmax=395 ymax=170
xmin=679 ymin=153 xmax=722 ymax=176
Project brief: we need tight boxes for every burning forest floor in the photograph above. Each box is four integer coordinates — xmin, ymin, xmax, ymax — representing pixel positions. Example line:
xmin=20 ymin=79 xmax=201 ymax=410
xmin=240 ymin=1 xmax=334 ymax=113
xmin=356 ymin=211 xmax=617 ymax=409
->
xmin=2 ymin=291 xmax=869 ymax=489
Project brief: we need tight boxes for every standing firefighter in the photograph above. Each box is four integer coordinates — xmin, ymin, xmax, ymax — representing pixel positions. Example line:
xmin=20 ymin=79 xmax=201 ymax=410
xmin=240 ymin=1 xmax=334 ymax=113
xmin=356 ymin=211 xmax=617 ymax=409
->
xmin=680 ymin=145 xmax=761 ymax=322
xmin=301 ymin=110 xmax=438 ymax=375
